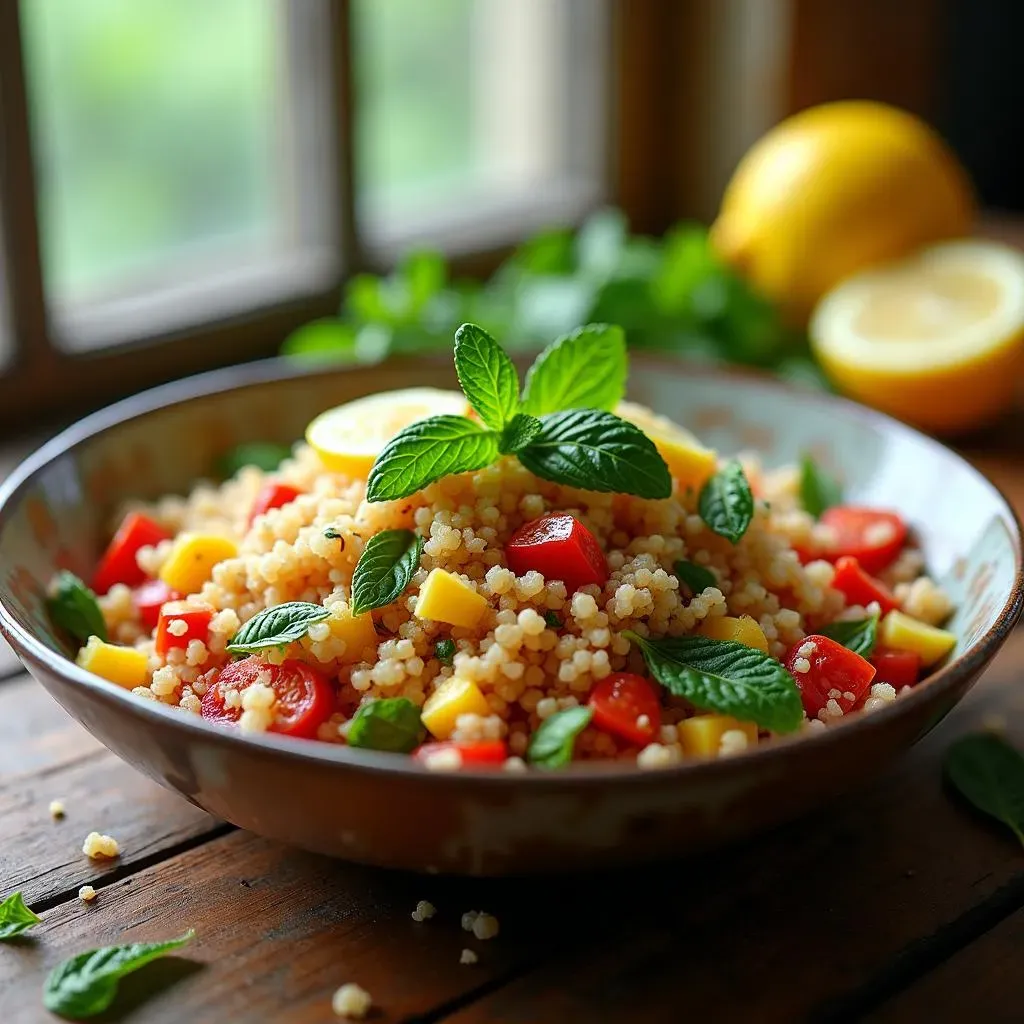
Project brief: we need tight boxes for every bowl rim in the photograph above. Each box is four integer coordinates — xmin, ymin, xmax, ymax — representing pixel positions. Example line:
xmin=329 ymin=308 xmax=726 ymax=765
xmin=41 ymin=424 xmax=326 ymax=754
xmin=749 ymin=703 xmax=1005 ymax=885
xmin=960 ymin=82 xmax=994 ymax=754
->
xmin=1 ymin=352 xmax=1022 ymax=787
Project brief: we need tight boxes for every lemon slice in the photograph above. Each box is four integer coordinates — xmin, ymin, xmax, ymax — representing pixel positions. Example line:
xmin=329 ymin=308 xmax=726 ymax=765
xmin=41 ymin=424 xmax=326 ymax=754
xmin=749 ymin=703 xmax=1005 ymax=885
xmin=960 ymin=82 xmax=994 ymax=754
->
xmin=306 ymin=387 xmax=470 ymax=477
xmin=811 ymin=240 xmax=1024 ymax=433
xmin=616 ymin=401 xmax=718 ymax=491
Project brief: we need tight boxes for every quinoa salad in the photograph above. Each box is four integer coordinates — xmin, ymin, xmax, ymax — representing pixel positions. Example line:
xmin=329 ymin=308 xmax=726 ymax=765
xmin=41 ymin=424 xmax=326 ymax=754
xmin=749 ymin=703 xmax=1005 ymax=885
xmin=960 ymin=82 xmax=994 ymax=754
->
xmin=51 ymin=323 xmax=958 ymax=771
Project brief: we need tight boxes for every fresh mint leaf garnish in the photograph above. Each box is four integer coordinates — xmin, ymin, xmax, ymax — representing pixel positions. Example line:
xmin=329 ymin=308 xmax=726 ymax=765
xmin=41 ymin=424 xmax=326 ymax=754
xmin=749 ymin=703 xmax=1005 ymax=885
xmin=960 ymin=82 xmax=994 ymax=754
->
xmin=218 ymin=442 xmax=291 ymax=478
xmin=43 ymin=930 xmax=196 ymax=1019
xmin=347 ymin=697 xmax=423 ymax=753
xmin=699 ymin=460 xmax=754 ymax=544
xmin=544 ymin=611 xmax=563 ymax=629
xmin=226 ymin=602 xmax=330 ymax=654
xmin=945 ymin=733 xmax=1024 ymax=847
xmin=47 ymin=572 xmax=106 ymax=644
xmin=366 ymin=415 xmax=500 ymax=502
xmin=0 ymin=892 xmax=41 ymax=941
xmin=518 ymin=409 xmax=671 ymax=499
xmin=799 ymin=453 xmax=842 ymax=519
xmin=527 ymin=705 xmax=593 ymax=768
xmin=674 ymin=560 xmax=717 ymax=596
xmin=520 ymin=323 xmax=627 ymax=416
xmin=820 ymin=615 xmax=878 ymax=659
xmin=454 ymin=322 xmax=520 ymax=431
xmin=499 ymin=413 xmax=543 ymax=455
xmin=434 ymin=638 xmax=456 ymax=666
xmin=624 ymin=631 xmax=802 ymax=733
xmin=350 ymin=529 xmax=423 ymax=615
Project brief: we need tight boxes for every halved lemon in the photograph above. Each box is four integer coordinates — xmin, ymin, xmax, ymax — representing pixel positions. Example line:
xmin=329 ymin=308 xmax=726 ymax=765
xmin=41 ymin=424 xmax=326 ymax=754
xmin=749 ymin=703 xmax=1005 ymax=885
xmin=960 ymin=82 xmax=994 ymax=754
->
xmin=810 ymin=240 xmax=1024 ymax=433
xmin=616 ymin=400 xmax=718 ymax=492
xmin=306 ymin=387 xmax=470 ymax=477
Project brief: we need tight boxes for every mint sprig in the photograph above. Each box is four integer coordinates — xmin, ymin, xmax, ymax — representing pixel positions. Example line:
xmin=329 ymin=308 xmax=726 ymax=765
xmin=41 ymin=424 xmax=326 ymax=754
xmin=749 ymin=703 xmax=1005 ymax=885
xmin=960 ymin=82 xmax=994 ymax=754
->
xmin=226 ymin=601 xmax=330 ymax=653
xmin=499 ymin=412 xmax=543 ymax=455
xmin=454 ymin=322 xmax=520 ymax=431
xmin=350 ymin=529 xmax=423 ymax=615
xmin=699 ymin=460 xmax=754 ymax=544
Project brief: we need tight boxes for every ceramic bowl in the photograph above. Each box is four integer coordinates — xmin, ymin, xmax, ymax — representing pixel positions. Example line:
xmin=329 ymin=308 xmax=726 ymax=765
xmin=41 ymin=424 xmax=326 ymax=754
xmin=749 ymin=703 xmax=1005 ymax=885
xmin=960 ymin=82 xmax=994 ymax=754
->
xmin=0 ymin=357 xmax=1021 ymax=875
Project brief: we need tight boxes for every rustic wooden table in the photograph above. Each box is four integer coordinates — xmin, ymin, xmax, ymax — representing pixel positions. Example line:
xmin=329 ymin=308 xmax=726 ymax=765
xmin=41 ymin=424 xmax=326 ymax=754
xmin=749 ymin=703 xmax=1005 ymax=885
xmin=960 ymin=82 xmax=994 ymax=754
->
xmin=2 ymin=424 xmax=1024 ymax=1024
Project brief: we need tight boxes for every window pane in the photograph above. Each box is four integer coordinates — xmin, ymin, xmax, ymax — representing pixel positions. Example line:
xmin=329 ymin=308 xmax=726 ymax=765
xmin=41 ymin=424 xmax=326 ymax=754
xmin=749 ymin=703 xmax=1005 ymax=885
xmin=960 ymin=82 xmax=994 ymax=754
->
xmin=20 ymin=0 xmax=338 ymax=348
xmin=354 ymin=0 xmax=607 ymax=247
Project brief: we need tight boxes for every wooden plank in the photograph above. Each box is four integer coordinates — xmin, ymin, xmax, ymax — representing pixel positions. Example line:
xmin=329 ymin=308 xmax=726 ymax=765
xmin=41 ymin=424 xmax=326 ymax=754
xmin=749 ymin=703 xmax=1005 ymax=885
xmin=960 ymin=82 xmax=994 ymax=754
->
xmin=439 ymin=632 xmax=1024 ymax=1023
xmin=0 ymin=672 xmax=221 ymax=904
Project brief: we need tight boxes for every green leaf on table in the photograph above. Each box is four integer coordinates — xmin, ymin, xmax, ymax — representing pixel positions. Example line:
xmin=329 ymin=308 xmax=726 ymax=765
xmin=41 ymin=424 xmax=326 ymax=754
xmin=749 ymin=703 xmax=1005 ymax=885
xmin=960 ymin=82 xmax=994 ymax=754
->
xmin=0 ymin=892 xmax=41 ymax=941
xmin=799 ymin=453 xmax=843 ymax=518
xmin=226 ymin=602 xmax=330 ymax=654
xmin=46 ymin=572 xmax=106 ymax=644
xmin=217 ymin=442 xmax=293 ymax=477
xmin=454 ymin=322 xmax=520 ymax=431
xmin=520 ymin=323 xmax=627 ymax=416
xmin=699 ymin=460 xmax=754 ymax=544
xmin=820 ymin=615 xmax=878 ymax=659
xmin=43 ymin=930 xmax=196 ymax=1019
xmin=517 ymin=409 xmax=671 ymax=499
xmin=674 ymin=560 xmax=718 ymax=596
xmin=347 ymin=697 xmax=424 ymax=753
xmin=498 ymin=413 xmax=543 ymax=455
xmin=945 ymin=733 xmax=1024 ymax=847
xmin=350 ymin=530 xmax=424 ymax=615
xmin=527 ymin=705 xmax=594 ymax=769
xmin=624 ymin=631 xmax=803 ymax=733
xmin=434 ymin=638 xmax=456 ymax=666
xmin=366 ymin=415 xmax=500 ymax=503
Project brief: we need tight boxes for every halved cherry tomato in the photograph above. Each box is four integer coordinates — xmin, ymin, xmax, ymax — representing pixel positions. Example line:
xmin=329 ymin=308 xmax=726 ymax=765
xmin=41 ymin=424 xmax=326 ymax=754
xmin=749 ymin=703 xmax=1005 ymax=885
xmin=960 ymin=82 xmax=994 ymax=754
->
xmin=871 ymin=647 xmax=920 ymax=690
xmin=412 ymin=740 xmax=507 ymax=766
xmin=155 ymin=600 xmax=214 ymax=656
xmin=201 ymin=655 xmax=334 ymax=738
xmin=588 ymin=672 xmax=661 ymax=746
xmin=831 ymin=556 xmax=898 ymax=614
xmin=784 ymin=634 xmax=876 ymax=718
xmin=506 ymin=514 xmax=608 ymax=594
xmin=818 ymin=507 xmax=908 ymax=575
xmin=132 ymin=579 xmax=182 ymax=630
xmin=92 ymin=512 xmax=171 ymax=595
xmin=249 ymin=482 xmax=303 ymax=525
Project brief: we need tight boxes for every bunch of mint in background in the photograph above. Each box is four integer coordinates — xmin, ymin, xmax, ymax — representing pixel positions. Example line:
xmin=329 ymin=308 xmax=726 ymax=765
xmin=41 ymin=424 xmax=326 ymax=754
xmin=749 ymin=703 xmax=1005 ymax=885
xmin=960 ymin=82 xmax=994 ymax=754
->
xmin=281 ymin=207 xmax=829 ymax=389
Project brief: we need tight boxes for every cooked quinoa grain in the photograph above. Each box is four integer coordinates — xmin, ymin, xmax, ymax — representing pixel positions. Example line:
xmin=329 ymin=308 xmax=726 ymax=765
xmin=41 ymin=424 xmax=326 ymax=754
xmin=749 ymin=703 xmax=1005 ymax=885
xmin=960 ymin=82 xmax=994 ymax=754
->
xmin=411 ymin=900 xmax=436 ymax=922
xmin=48 ymin=799 xmax=65 ymax=820
xmin=78 ymin=885 xmax=97 ymax=902
xmin=331 ymin=983 xmax=372 ymax=1019
xmin=460 ymin=948 xmax=479 ymax=965
xmin=82 ymin=832 xmax=120 ymax=859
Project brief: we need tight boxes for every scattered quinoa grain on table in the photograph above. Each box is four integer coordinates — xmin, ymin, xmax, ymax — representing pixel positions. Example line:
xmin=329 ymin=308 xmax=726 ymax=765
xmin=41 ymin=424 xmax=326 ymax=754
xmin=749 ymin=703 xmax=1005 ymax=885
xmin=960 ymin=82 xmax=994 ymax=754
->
xmin=331 ymin=983 xmax=372 ymax=1019
xmin=81 ymin=832 xmax=120 ymax=860
xmin=411 ymin=900 xmax=436 ymax=923
xmin=78 ymin=885 xmax=96 ymax=902
xmin=471 ymin=912 xmax=500 ymax=940
xmin=48 ymin=799 xmax=65 ymax=820
xmin=460 ymin=948 xmax=479 ymax=965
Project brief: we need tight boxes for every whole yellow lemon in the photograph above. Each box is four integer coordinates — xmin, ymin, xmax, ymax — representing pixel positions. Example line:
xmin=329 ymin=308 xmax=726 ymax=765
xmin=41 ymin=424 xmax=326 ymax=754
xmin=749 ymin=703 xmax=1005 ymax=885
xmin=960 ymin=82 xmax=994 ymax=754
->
xmin=711 ymin=101 xmax=975 ymax=325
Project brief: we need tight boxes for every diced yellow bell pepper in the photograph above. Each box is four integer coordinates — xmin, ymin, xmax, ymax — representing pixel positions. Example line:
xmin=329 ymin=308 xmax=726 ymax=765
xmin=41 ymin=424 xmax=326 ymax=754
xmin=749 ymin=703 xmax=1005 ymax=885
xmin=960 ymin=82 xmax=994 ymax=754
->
xmin=878 ymin=610 xmax=956 ymax=667
xmin=697 ymin=615 xmax=769 ymax=653
xmin=159 ymin=533 xmax=238 ymax=594
xmin=333 ymin=609 xmax=378 ymax=664
xmin=616 ymin=401 xmax=718 ymax=492
xmin=678 ymin=714 xmax=759 ymax=758
xmin=420 ymin=675 xmax=491 ymax=739
xmin=414 ymin=568 xmax=489 ymax=628
xmin=76 ymin=636 xmax=149 ymax=689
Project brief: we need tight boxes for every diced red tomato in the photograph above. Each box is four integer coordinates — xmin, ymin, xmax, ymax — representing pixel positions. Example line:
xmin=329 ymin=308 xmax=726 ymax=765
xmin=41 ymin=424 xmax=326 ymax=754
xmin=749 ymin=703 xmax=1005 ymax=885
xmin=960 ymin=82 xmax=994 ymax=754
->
xmin=784 ymin=634 xmax=877 ymax=719
xmin=588 ymin=672 xmax=662 ymax=746
xmin=201 ymin=655 xmax=334 ymax=739
xmin=155 ymin=600 xmax=214 ymax=656
xmin=831 ymin=556 xmax=898 ymax=614
xmin=818 ymin=507 xmax=908 ymax=575
xmin=871 ymin=647 xmax=920 ymax=691
xmin=506 ymin=514 xmax=608 ymax=594
xmin=412 ymin=740 xmax=508 ymax=766
xmin=132 ymin=579 xmax=182 ymax=630
xmin=92 ymin=512 xmax=171 ymax=595
xmin=249 ymin=482 xmax=303 ymax=525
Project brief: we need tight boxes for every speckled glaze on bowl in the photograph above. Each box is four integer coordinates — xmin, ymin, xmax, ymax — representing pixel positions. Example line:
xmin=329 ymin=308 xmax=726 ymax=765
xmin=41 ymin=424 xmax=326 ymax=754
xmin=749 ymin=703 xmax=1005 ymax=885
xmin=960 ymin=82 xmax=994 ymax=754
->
xmin=0 ymin=357 xmax=1021 ymax=875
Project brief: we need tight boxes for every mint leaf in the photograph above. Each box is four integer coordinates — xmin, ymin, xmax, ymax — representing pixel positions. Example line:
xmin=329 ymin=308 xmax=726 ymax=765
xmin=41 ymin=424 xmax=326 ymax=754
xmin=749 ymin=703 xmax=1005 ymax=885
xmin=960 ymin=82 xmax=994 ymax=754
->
xmin=499 ymin=413 xmax=543 ymax=455
xmin=820 ymin=615 xmax=878 ymax=658
xmin=699 ymin=460 xmax=754 ymax=544
xmin=226 ymin=601 xmax=330 ymax=654
xmin=217 ymin=442 xmax=292 ymax=477
xmin=350 ymin=529 xmax=423 ymax=615
xmin=521 ymin=323 xmax=627 ymax=416
xmin=518 ymin=409 xmax=671 ymax=499
xmin=945 ymin=733 xmax=1024 ymax=847
xmin=434 ymin=638 xmax=456 ymax=666
xmin=47 ymin=572 xmax=106 ymax=644
xmin=527 ymin=705 xmax=593 ymax=768
xmin=544 ymin=611 xmax=563 ymax=629
xmin=799 ymin=453 xmax=842 ymax=518
xmin=366 ymin=415 xmax=499 ymax=502
xmin=674 ymin=560 xmax=717 ymax=596
xmin=625 ymin=631 xmax=802 ymax=733
xmin=44 ymin=930 xmax=196 ymax=1018
xmin=0 ymin=892 xmax=41 ymax=941
xmin=454 ymin=322 xmax=520 ymax=431
xmin=347 ymin=697 xmax=423 ymax=753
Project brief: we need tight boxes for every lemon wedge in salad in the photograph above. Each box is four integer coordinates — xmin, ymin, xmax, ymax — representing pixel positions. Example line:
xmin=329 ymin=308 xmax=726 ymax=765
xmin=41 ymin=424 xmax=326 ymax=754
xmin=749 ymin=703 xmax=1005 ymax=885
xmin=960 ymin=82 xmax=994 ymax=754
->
xmin=306 ymin=387 xmax=470 ymax=477
xmin=810 ymin=240 xmax=1024 ymax=433
xmin=616 ymin=401 xmax=718 ymax=492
